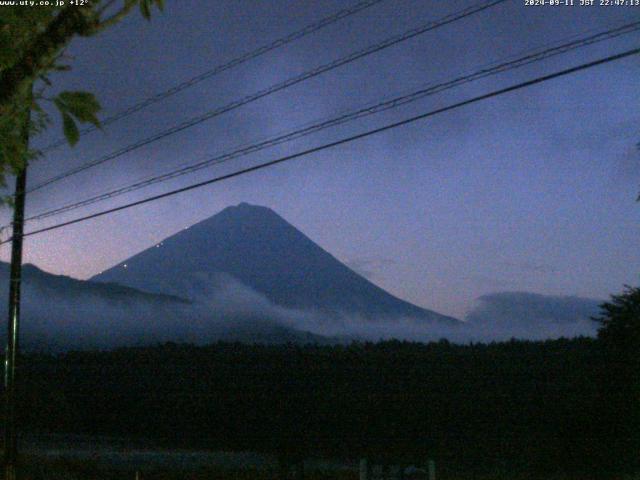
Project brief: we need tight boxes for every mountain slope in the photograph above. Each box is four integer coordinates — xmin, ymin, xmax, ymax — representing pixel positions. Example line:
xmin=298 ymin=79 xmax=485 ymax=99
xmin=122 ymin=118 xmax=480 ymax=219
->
xmin=92 ymin=203 xmax=458 ymax=324
xmin=0 ymin=262 xmax=334 ymax=350
xmin=12 ymin=262 xmax=189 ymax=305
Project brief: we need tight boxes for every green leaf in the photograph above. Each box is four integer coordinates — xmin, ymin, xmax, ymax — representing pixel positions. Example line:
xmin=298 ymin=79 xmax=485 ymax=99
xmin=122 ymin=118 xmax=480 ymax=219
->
xmin=57 ymin=91 xmax=99 ymax=111
xmin=56 ymin=91 xmax=101 ymax=128
xmin=62 ymin=112 xmax=79 ymax=146
xmin=140 ymin=0 xmax=152 ymax=20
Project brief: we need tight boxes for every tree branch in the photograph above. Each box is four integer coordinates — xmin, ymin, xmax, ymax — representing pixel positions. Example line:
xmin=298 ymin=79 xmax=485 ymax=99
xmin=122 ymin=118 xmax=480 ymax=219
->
xmin=96 ymin=0 xmax=118 ymax=16
xmin=94 ymin=0 xmax=138 ymax=32
xmin=0 ymin=6 xmax=97 ymax=109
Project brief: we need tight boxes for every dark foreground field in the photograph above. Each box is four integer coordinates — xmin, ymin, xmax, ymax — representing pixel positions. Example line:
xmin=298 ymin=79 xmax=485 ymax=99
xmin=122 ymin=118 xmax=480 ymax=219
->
xmin=6 ymin=335 xmax=639 ymax=479
xmin=8 ymin=455 xmax=640 ymax=480
xmin=9 ymin=456 xmax=354 ymax=480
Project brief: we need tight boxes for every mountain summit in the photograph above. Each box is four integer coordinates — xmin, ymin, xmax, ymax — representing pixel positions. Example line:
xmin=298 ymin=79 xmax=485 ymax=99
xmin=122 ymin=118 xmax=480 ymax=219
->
xmin=92 ymin=203 xmax=457 ymax=324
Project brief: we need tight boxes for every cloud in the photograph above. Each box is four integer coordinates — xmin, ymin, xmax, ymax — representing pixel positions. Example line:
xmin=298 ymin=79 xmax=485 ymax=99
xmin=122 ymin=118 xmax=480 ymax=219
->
xmin=0 ymin=268 xmax=331 ymax=351
xmin=464 ymin=291 xmax=602 ymax=341
xmin=0 ymin=262 xmax=606 ymax=351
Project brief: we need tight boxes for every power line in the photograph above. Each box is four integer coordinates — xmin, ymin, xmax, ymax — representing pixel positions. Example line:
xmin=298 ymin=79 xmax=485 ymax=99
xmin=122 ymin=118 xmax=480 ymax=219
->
xmin=39 ymin=18 xmax=634 ymax=209
xmin=39 ymin=0 xmax=388 ymax=153
xmin=22 ymin=20 xmax=640 ymax=224
xmin=27 ymin=0 xmax=508 ymax=193
xmin=6 ymin=46 xmax=637 ymax=245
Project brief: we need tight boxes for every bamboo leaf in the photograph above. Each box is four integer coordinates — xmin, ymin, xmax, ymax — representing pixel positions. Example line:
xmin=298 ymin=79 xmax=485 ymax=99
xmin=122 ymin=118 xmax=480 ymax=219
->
xmin=62 ymin=112 xmax=79 ymax=146
xmin=56 ymin=91 xmax=101 ymax=127
xmin=140 ymin=0 xmax=152 ymax=20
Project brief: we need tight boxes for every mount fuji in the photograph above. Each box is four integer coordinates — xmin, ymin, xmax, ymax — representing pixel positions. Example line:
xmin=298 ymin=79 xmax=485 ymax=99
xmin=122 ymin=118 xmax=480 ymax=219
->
xmin=92 ymin=203 xmax=458 ymax=325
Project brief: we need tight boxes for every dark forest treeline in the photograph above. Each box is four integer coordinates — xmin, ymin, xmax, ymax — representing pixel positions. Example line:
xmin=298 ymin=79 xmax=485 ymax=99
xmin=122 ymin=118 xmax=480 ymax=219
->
xmin=11 ymin=336 xmax=639 ymax=478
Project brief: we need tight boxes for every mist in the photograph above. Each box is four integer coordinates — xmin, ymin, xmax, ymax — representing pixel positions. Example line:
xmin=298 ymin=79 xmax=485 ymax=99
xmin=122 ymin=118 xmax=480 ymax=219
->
xmin=0 ymin=265 xmax=327 ymax=351
xmin=0 ymin=262 xmax=603 ymax=351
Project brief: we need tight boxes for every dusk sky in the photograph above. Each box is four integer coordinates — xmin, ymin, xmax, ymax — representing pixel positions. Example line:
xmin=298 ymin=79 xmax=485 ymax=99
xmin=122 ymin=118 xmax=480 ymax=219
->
xmin=2 ymin=0 xmax=638 ymax=319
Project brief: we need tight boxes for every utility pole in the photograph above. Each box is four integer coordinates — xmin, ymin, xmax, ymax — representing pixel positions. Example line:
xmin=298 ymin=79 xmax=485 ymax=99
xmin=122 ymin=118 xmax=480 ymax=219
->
xmin=4 ymin=89 xmax=31 ymax=480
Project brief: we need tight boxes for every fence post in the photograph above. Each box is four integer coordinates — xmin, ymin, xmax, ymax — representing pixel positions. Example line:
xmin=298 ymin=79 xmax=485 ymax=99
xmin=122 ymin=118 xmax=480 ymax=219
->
xmin=359 ymin=458 xmax=369 ymax=480
xmin=427 ymin=460 xmax=436 ymax=480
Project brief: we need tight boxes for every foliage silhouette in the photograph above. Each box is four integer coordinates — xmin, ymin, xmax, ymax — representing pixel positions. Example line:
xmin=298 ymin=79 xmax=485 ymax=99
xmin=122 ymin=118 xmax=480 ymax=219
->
xmin=8 ymin=336 xmax=636 ymax=478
